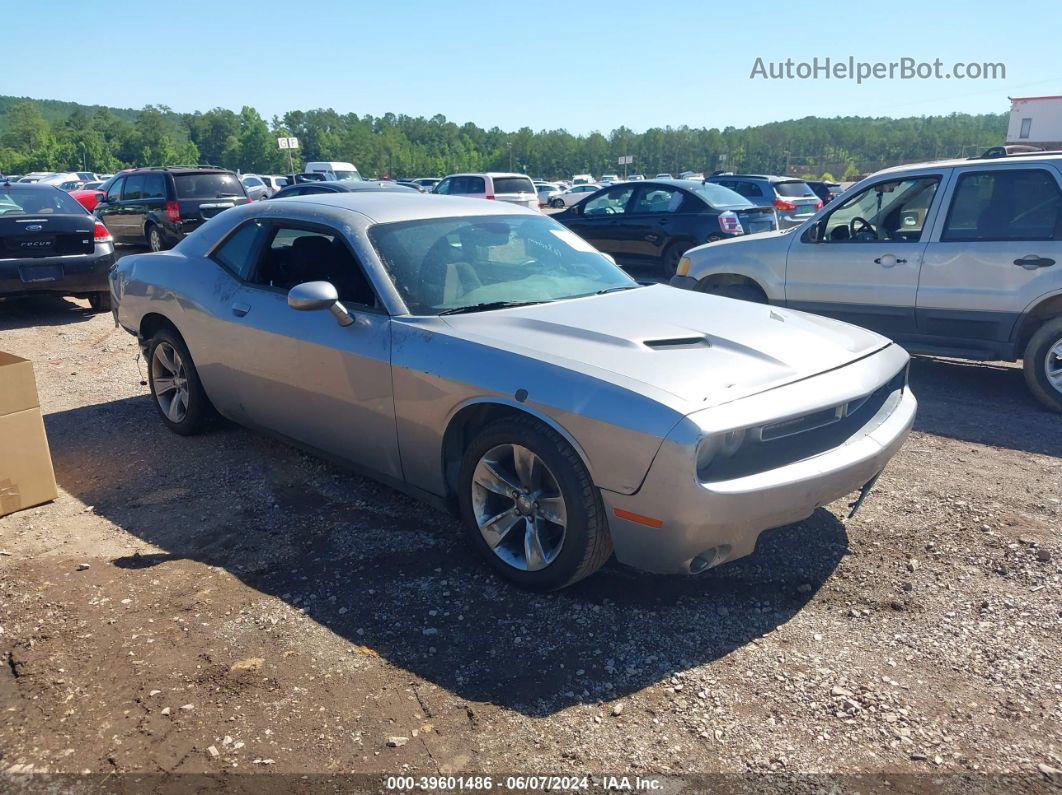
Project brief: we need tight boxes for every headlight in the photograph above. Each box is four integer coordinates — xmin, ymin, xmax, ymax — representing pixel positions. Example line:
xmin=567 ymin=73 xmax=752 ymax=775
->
xmin=696 ymin=428 xmax=747 ymax=480
xmin=676 ymin=256 xmax=690 ymax=277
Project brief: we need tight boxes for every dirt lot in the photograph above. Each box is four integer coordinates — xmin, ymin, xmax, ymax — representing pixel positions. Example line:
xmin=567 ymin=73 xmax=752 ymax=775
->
xmin=1 ymin=283 xmax=1061 ymax=788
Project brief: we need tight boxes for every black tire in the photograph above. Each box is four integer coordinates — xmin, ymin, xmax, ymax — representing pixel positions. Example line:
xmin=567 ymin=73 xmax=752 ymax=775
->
xmin=458 ymin=415 xmax=612 ymax=591
xmin=87 ymin=291 xmax=111 ymax=312
xmin=147 ymin=224 xmax=166 ymax=253
xmin=661 ymin=241 xmax=690 ymax=277
xmin=146 ymin=327 xmax=213 ymax=435
xmin=550 ymin=198 xmax=564 ymax=208
xmin=1022 ymin=315 xmax=1062 ymax=413
xmin=702 ymin=283 xmax=766 ymax=303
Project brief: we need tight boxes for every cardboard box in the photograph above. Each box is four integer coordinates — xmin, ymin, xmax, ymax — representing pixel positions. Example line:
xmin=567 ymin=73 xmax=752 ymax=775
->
xmin=0 ymin=351 xmax=57 ymax=517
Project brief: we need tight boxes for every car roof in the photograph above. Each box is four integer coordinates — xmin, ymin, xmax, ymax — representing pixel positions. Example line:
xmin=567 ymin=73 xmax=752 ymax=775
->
xmin=872 ymin=151 xmax=1062 ymax=175
xmin=0 ymin=181 xmax=64 ymax=190
xmin=273 ymin=191 xmax=536 ymax=223
xmin=445 ymin=172 xmax=533 ymax=178
xmin=125 ymin=166 xmax=234 ymax=175
xmin=709 ymin=174 xmax=803 ymax=182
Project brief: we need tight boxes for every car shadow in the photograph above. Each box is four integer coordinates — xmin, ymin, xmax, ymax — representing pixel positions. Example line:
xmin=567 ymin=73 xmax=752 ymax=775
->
xmin=909 ymin=355 xmax=1062 ymax=458
xmin=45 ymin=394 xmax=848 ymax=716
xmin=0 ymin=294 xmax=100 ymax=330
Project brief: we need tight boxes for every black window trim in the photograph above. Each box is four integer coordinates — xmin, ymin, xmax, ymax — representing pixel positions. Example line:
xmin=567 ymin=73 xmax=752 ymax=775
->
xmin=940 ymin=167 xmax=1062 ymax=244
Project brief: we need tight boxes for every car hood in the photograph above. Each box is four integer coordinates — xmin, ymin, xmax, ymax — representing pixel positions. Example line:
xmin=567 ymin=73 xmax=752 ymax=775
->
xmin=440 ymin=285 xmax=891 ymax=413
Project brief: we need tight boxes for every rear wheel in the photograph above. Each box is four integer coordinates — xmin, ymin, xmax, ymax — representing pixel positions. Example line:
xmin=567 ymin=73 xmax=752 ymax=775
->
xmin=458 ymin=416 xmax=612 ymax=591
xmin=147 ymin=224 xmax=165 ymax=253
xmin=147 ymin=328 xmax=212 ymax=435
xmin=87 ymin=291 xmax=111 ymax=312
xmin=661 ymin=241 xmax=689 ymax=277
xmin=1023 ymin=316 xmax=1062 ymax=413
xmin=550 ymin=198 xmax=564 ymax=208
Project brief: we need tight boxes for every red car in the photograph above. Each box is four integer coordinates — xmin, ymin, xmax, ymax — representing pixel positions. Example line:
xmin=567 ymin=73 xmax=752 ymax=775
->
xmin=68 ymin=188 xmax=105 ymax=212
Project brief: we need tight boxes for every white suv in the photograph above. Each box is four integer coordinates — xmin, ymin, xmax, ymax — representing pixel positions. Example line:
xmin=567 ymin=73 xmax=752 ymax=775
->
xmin=670 ymin=150 xmax=1062 ymax=412
xmin=432 ymin=173 xmax=538 ymax=210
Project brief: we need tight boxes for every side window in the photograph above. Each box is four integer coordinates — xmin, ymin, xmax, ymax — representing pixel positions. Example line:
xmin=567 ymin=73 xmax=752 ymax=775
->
xmin=123 ymin=175 xmax=145 ymax=201
xmin=213 ymin=221 xmax=264 ymax=280
xmin=143 ymin=174 xmax=167 ymax=200
xmin=819 ymin=177 xmax=940 ymax=243
xmin=736 ymin=181 xmax=763 ymax=198
xmin=942 ymin=169 xmax=1062 ymax=242
xmin=251 ymin=225 xmax=377 ymax=307
xmin=434 ymin=178 xmax=451 ymax=194
xmin=582 ymin=185 xmax=635 ymax=216
xmin=632 ymin=186 xmax=683 ymax=214
xmin=105 ymin=177 xmax=125 ymax=203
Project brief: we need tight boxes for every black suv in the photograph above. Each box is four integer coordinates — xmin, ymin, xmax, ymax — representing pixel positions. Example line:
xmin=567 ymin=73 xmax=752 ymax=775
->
xmin=95 ymin=166 xmax=249 ymax=251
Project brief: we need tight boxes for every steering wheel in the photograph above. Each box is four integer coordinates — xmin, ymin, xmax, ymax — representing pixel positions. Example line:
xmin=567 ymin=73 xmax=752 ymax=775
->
xmin=850 ymin=217 xmax=877 ymax=241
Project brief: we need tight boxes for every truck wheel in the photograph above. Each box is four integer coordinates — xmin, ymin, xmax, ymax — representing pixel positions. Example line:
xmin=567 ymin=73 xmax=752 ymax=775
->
xmin=1023 ymin=316 xmax=1062 ymax=413
xmin=458 ymin=416 xmax=612 ymax=591
xmin=87 ymin=291 xmax=111 ymax=312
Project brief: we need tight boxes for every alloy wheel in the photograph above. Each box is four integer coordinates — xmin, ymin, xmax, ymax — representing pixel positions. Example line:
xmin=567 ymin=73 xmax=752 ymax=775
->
xmin=149 ymin=227 xmax=162 ymax=252
xmin=151 ymin=341 xmax=190 ymax=423
xmin=1046 ymin=337 xmax=1062 ymax=394
xmin=471 ymin=444 xmax=567 ymax=572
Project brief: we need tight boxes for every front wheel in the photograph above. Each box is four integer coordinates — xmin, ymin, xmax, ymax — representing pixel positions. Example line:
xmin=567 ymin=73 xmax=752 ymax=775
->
xmin=550 ymin=198 xmax=565 ymax=208
xmin=458 ymin=416 xmax=612 ymax=591
xmin=147 ymin=328 xmax=213 ymax=435
xmin=1023 ymin=316 xmax=1062 ymax=413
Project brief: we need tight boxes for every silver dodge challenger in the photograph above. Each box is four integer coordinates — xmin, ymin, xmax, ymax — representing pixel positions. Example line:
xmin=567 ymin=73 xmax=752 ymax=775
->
xmin=109 ymin=192 xmax=917 ymax=590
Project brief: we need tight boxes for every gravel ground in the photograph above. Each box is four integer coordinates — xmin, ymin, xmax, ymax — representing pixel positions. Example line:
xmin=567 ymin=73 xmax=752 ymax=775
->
xmin=1 ymin=279 xmax=1060 ymax=789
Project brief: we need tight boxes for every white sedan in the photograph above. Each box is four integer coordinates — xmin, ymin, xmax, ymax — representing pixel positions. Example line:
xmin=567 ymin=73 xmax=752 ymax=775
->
xmin=547 ymin=183 xmax=601 ymax=209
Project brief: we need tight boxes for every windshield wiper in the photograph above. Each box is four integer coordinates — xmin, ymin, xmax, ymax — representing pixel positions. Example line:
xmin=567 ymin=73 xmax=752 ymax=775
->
xmin=595 ymin=285 xmax=641 ymax=295
xmin=438 ymin=300 xmax=548 ymax=316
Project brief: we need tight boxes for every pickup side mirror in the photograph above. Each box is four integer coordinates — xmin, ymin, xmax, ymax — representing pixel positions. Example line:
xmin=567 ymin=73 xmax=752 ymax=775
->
xmin=287 ymin=281 xmax=353 ymax=326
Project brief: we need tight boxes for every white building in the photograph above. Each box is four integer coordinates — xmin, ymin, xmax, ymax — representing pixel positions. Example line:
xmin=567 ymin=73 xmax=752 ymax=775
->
xmin=1007 ymin=95 xmax=1062 ymax=148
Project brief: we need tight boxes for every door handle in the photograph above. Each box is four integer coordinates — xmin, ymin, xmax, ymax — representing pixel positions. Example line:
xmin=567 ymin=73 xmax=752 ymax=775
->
xmin=1013 ymin=255 xmax=1055 ymax=270
xmin=873 ymin=254 xmax=907 ymax=267
xmin=231 ymin=302 xmax=250 ymax=317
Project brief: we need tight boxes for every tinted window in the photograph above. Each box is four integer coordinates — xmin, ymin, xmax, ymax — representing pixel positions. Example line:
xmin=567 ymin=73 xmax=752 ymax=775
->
xmin=0 ymin=187 xmax=87 ymax=215
xmin=692 ymin=183 xmax=753 ymax=209
xmin=774 ymin=181 xmax=816 ymax=198
xmin=583 ymin=185 xmax=635 ymax=216
xmin=123 ymin=174 xmax=145 ymax=201
xmin=105 ymin=177 xmax=124 ymax=203
xmin=434 ymin=178 xmax=451 ymax=194
xmin=142 ymin=174 xmax=167 ymax=200
xmin=492 ymin=177 xmax=534 ymax=194
xmin=213 ymin=221 xmax=263 ymax=279
xmin=452 ymin=176 xmax=486 ymax=194
xmin=243 ymin=177 xmax=264 ymax=187
xmin=253 ymin=225 xmax=376 ymax=306
xmin=632 ymin=186 xmax=683 ymax=214
xmin=174 ymin=172 xmax=244 ymax=199
xmin=942 ymin=169 xmax=1062 ymax=242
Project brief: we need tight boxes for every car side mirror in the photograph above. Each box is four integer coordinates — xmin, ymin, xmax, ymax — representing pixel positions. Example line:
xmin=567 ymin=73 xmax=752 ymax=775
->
xmin=287 ymin=281 xmax=354 ymax=326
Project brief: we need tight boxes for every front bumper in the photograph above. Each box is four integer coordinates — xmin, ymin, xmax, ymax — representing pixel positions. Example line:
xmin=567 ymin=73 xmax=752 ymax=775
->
xmin=0 ymin=246 xmax=114 ymax=298
xmin=602 ymin=344 xmax=916 ymax=574
xmin=669 ymin=275 xmax=698 ymax=290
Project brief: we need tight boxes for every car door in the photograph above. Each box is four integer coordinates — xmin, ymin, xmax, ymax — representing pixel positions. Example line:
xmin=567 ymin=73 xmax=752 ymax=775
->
xmin=118 ymin=174 xmax=148 ymax=243
xmin=95 ymin=176 xmax=127 ymax=239
xmin=623 ymin=184 xmax=691 ymax=259
xmin=784 ymin=173 xmax=945 ymax=337
xmin=217 ymin=219 xmax=401 ymax=478
xmin=139 ymin=173 xmax=168 ymax=243
xmin=563 ymin=184 xmax=636 ymax=256
xmin=917 ymin=164 xmax=1062 ymax=347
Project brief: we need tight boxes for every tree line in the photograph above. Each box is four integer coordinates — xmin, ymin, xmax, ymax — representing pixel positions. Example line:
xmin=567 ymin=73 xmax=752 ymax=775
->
xmin=0 ymin=95 xmax=1006 ymax=180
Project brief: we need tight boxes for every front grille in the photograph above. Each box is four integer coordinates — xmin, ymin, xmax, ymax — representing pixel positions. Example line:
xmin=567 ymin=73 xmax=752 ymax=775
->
xmin=705 ymin=366 xmax=907 ymax=481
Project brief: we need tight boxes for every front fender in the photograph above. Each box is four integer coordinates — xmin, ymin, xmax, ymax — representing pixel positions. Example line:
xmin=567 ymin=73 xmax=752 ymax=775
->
xmin=683 ymin=231 xmax=793 ymax=302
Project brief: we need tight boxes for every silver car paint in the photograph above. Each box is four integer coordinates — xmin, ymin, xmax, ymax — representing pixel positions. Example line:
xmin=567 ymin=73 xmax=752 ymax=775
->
xmin=112 ymin=192 xmax=914 ymax=574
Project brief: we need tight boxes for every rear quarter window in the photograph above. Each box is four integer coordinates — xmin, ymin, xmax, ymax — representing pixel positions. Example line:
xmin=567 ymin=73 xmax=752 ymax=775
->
xmin=493 ymin=177 xmax=535 ymax=194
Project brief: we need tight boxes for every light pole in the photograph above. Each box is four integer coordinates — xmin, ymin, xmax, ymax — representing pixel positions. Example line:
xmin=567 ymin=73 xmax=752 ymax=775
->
xmin=508 ymin=141 xmax=513 ymax=172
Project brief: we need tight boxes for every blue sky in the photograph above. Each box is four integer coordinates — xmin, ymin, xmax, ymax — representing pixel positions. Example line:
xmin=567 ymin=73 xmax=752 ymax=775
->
xmin=9 ymin=0 xmax=1062 ymax=133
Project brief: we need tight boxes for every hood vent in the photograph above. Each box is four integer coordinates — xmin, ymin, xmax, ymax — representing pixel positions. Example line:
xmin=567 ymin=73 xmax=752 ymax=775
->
xmin=643 ymin=336 xmax=710 ymax=350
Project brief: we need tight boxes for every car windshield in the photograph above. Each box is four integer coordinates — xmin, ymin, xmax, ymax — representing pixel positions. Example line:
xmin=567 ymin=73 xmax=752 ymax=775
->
xmin=691 ymin=183 xmax=754 ymax=209
xmin=175 ymin=172 xmax=244 ymax=199
xmin=0 ymin=187 xmax=87 ymax=215
xmin=333 ymin=169 xmax=362 ymax=181
xmin=369 ymin=214 xmax=636 ymax=315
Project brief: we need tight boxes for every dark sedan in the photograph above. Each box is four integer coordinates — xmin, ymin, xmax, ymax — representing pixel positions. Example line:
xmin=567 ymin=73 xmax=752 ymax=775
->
xmin=0 ymin=182 xmax=115 ymax=310
xmin=270 ymin=180 xmax=420 ymax=199
xmin=553 ymin=179 xmax=776 ymax=275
